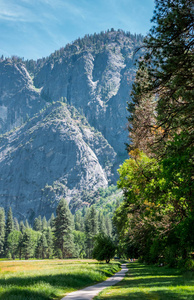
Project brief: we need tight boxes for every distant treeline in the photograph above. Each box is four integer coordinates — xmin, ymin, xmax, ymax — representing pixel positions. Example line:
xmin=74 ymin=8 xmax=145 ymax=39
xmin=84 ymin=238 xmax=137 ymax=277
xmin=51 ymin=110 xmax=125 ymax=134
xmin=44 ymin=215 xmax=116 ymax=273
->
xmin=0 ymin=186 xmax=122 ymax=260
xmin=0 ymin=28 xmax=144 ymax=75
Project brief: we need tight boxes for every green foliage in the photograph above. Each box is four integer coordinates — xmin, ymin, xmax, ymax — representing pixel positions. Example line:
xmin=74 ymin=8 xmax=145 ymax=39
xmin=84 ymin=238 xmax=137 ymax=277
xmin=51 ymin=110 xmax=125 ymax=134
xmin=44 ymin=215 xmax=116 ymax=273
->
xmin=35 ymin=232 xmax=48 ymax=259
xmin=92 ymin=233 xmax=116 ymax=263
xmin=115 ymin=0 xmax=194 ymax=266
xmin=7 ymin=230 xmax=22 ymax=259
xmin=54 ymin=198 xmax=75 ymax=258
xmin=33 ymin=215 xmax=42 ymax=231
xmin=131 ymin=0 xmax=194 ymax=144
xmin=21 ymin=228 xmax=40 ymax=260
xmin=4 ymin=207 xmax=14 ymax=255
xmin=0 ymin=208 xmax=5 ymax=257
xmin=0 ymin=187 xmax=121 ymax=260
xmin=114 ymin=149 xmax=193 ymax=264
xmin=0 ymin=260 xmax=121 ymax=300
xmin=95 ymin=262 xmax=194 ymax=299
xmin=73 ymin=230 xmax=86 ymax=258
xmin=85 ymin=206 xmax=99 ymax=258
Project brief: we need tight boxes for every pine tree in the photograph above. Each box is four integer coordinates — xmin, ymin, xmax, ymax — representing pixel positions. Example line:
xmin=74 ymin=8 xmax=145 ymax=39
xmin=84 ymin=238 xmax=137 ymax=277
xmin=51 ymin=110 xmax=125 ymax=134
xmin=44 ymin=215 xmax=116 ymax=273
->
xmin=22 ymin=229 xmax=32 ymax=260
xmin=131 ymin=0 xmax=194 ymax=152
xmin=105 ymin=217 xmax=112 ymax=237
xmin=7 ymin=230 xmax=22 ymax=259
xmin=36 ymin=232 xmax=48 ymax=259
xmin=19 ymin=221 xmax=25 ymax=233
xmin=0 ymin=208 xmax=5 ymax=257
xmin=21 ymin=228 xmax=37 ymax=260
xmin=74 ymin=210 xmax=84 ymax=231
xmin=33 ymin=215 xmax=42 ymax=231
xmin=25 ymin=219 xmax=30 ymax=228
xmin=48 ymin=213 xmax=55 ymax=228
xmin=4 ymin=207 xmax=14 ymax=255
xmin=42 ymin=216 xmax=48 ymax=230
xmin=85 ymin=206 xmax=98 ymax=258
xmin=54 ymin=199 xmax=75 ymax=258
xmin=98 ymin=213 xmax=106 ymax=235
xmin=14 ymin=218 xmax=20 ymax=231
xmin=90 ymin=206 xmax=98 ymax=236
xmin=46 ymin=227 xmax=54 ymax=258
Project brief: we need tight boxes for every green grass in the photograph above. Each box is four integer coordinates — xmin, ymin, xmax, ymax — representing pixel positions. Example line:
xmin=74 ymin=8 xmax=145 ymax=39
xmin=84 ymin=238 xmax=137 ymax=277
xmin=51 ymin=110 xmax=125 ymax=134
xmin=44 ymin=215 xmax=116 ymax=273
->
xmin=0 ymin=259 xmax=120 ymax=300
xmin=94 ymin=262 xmax=194 ymax=300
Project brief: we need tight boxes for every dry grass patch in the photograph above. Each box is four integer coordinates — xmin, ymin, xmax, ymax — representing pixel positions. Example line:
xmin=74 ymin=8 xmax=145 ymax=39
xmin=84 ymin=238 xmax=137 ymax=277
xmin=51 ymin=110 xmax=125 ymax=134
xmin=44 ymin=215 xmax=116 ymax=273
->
xmin=0 ymin=259 xmax=120 ymax=300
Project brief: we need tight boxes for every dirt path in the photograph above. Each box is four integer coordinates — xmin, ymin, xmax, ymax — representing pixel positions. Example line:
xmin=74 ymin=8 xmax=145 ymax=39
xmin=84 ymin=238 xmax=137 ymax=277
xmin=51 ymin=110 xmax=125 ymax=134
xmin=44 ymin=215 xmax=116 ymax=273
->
xmin=61 ymin=263 xmax=128 ymax=300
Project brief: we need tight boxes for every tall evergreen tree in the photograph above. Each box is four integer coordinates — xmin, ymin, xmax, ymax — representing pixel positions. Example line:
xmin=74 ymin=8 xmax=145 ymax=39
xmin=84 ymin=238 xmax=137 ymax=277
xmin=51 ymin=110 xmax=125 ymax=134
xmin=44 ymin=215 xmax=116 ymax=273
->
xmin=21 ymin=228 xmax=38 ymax=260
xmin=85 ymin=206 xmax=98 ymax=258
xmin=33 ymin=215 xmax=42 ymax=231
xmin=0 ymin=208 xmax=5 ymax=257
xmin=54 ymin=199 xmax=75 ymax=258
xmin=7 ymin=230 xmax=22 ymax=259
xmin=46 ymin=227 xmax=54 ymax=258
xmin=42 ymin=216 xmax=48 ymax=230
xmin=130 ymin=0 xmax=194 ymax=153
xmin=4 ymin=207 xmax=14 ymax=255
xmin=117 ymin=0 xmax=194 ymax=264
xmin=14 ymin=217 xmax=20 ymax=231
xmin=36 ymin=232 xmax=48 ymax=259
xmin=98 ymin=213 xmax=106 ymax=234
xmin=48 ymin=213 xmax=55 ymax=228
xmin=19 ymin=221 xmax=25 ymax=233
xmin=75 ymin=210 xmax=84 ymax=232
xmin=24 ymin=219 xmax=30 ymax=229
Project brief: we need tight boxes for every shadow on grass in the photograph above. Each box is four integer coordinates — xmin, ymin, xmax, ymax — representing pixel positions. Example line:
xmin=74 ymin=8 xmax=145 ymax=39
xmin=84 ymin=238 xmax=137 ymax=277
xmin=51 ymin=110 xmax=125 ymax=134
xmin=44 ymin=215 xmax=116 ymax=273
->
xmin=0 ymin=289 xmax=52 ymax=300
xmin=0 ymin=273 xmax=98 ymax=300
xmin=95 ymin=262 xmax=194 ymax=300
xmin=96 ymin=291 xmax=194 ymax=300
xmin=0 ymin=272 xmax=99 ymax=289
xmin=0 ymin=264 xmax=121 ymax=300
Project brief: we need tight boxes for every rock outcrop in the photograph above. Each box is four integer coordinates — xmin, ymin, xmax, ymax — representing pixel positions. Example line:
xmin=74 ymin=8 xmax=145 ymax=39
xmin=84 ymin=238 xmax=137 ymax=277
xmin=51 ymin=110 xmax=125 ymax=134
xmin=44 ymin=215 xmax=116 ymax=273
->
xmin=0 ymin=30 xmax=143 ymax=219
xmin=0 ymin=102 xmax=116 ymax=220
xmin=0 ymin=60 xmax=45 ymax=134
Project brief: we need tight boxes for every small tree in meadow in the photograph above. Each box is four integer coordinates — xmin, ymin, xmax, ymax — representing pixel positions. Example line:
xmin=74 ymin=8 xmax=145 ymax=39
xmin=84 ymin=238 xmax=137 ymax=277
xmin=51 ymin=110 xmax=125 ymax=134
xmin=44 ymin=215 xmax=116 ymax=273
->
xmin=92 ymin=233 xmax=116 ymax=263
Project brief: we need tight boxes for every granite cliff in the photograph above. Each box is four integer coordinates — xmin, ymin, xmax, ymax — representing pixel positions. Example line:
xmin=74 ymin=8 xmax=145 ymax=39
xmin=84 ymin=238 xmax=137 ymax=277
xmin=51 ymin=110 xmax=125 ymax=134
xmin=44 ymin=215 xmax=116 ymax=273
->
xmin=0 ymin=30 xmax=143 ymax=220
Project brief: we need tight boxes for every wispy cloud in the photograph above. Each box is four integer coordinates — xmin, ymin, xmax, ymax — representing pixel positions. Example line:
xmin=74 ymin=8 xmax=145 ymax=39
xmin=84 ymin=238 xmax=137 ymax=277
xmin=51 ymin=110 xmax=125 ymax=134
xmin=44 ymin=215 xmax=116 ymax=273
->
xmin=0 ymin=0 xmax=38 ymax=22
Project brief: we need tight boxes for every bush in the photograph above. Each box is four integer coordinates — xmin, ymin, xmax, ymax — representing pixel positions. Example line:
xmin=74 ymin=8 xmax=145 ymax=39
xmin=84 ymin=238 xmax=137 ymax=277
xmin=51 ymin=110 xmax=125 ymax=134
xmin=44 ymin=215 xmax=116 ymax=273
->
xmin=184 ymin=259 xmax=194 ymax=271
xmin=92 ymin=233 xmax=116 ymax=263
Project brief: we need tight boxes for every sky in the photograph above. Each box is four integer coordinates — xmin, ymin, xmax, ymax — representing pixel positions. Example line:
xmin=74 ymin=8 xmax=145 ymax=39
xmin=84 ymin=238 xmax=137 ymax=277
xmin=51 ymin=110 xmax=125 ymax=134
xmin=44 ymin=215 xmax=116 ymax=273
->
xmin=0 ymin=0 xmax=155 ymax=60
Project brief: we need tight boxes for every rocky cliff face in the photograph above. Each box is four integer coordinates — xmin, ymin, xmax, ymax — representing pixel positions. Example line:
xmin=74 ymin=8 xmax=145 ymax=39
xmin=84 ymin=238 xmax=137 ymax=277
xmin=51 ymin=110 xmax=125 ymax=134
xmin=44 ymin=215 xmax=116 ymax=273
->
xmin=0 ymin=102 xmax=116 ymax=220
xmin=33 ymin=31 xmax=141 ymax=157
xmin=0 ymin=30 xmax=143 ymax=219
xmin=0 ymin=60 xmax=45 ymax=134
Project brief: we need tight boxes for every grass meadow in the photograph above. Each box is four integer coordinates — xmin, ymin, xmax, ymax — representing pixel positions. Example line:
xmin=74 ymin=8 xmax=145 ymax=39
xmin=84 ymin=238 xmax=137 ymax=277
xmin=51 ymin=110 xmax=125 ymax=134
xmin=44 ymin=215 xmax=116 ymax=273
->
xmin=0 ymin=259 xmax=120 ymax=300
xmin=95 ymin=262 xmax=194 ymax=300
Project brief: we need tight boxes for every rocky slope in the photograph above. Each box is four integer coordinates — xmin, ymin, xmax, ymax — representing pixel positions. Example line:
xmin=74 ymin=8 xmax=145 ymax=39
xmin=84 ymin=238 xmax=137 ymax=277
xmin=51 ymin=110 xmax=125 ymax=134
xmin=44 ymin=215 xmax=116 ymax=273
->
xmin=0 ymin=102 xmax=116 ymax=220
xmin=33 ymin=30 xmax=142 ymax=157
xmin=0 ymin=60 xmax=45 ymax=134
xmin=0 ymin=30 xmax=143 ymax=219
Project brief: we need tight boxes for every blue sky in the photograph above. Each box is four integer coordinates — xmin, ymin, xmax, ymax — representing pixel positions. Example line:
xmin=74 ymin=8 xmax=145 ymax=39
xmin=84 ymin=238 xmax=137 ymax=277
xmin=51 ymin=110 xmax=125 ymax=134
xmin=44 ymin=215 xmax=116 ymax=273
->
xmin=0 ymin=0 xmax=155 ymax=60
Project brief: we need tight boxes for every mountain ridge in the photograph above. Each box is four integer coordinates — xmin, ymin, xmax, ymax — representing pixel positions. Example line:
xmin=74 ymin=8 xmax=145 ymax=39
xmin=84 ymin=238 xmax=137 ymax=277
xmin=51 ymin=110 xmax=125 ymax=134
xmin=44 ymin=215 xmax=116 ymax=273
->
xmin=0 ymin=29 xmax=143 ymax=220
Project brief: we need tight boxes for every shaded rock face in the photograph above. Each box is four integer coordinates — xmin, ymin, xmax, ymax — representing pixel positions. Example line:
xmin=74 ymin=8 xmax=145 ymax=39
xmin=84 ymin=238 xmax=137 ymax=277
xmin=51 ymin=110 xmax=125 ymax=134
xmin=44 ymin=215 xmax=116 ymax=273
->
xmin=0 ymin=30 xmax=143 ymax=219
xmin=0 ymin=60 xmax=45 ymax=134
xmin=34 ymin=32 xmax=140 ymax=157
xmin=0 ymin=102 xmax=116 ymax=220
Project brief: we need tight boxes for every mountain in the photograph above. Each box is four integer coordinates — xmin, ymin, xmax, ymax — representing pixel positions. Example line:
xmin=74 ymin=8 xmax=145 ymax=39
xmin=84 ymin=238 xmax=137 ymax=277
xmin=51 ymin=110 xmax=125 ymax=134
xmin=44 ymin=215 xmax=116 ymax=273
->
xmin=0 ymin=29 xmax=143 ymax=220
xmin=0 ymin=60 xmax=46 ymax=134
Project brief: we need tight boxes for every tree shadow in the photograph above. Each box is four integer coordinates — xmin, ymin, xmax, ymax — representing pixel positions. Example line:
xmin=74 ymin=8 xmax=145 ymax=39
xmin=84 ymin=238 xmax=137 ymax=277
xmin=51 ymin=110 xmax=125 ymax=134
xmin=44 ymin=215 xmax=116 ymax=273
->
xmin=0 ymin=289 xmax=52 ymax=300
xmin=96 ymin=290 xmax=194 ymax=300
xmin=95 ymin=262 xmax=193 ymax=299
xmin=0 ymin=273 xmax=100 ymax=289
